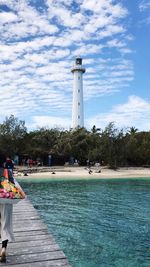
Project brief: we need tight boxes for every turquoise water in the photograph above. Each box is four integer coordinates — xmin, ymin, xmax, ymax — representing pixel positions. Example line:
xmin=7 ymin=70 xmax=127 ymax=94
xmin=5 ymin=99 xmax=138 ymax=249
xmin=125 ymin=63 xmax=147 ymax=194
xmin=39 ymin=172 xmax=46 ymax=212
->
xmin=20 ymin=178 xmax=150 ymax=267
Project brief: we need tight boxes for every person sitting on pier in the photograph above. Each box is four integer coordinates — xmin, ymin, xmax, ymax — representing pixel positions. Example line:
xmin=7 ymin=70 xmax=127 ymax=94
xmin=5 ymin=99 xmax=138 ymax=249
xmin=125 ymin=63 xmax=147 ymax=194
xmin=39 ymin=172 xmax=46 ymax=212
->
xmin=0 ymin=155 xmax=15 ymax=263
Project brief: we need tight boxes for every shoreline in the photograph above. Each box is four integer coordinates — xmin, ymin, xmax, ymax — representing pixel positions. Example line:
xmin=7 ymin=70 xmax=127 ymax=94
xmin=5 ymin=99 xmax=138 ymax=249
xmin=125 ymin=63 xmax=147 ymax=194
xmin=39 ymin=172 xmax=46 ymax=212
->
xmin=14 ymin=166 xmax=150 ymax=180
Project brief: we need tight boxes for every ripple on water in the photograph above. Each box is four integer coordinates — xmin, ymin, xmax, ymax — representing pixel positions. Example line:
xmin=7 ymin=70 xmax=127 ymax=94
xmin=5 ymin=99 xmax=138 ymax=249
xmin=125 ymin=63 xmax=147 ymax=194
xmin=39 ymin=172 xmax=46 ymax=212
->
xmin=20 ymin=178 xmax=150 ymax=267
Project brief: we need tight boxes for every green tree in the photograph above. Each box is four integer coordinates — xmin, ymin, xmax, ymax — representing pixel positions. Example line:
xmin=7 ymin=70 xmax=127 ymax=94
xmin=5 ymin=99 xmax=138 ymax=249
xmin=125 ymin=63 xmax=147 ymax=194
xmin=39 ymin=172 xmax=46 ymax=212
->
xmin=127 ymin=127 xmax=138 ymax=135
xmin=69 ymin=128 xmax=91 ymax=164
xmin=24 ymin=127 xmax=60 ymax=156
xmin=100 ymin=122 xmax=124 ymax=168
xmin=0 ymin=115 xmax=27 ymax=156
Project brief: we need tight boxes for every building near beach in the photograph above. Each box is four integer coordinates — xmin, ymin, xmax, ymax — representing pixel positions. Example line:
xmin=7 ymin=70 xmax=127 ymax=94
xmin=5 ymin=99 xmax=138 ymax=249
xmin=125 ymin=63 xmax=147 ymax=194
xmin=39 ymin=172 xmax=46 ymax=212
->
xmin=71 ymin=57 xmax=86 ymax=129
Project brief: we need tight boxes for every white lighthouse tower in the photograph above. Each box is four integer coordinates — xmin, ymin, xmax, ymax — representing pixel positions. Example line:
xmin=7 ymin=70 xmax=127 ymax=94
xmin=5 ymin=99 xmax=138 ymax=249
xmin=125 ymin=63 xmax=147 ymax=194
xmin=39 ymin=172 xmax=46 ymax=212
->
xmin=71 ymin=57 xmax=86 ymax=129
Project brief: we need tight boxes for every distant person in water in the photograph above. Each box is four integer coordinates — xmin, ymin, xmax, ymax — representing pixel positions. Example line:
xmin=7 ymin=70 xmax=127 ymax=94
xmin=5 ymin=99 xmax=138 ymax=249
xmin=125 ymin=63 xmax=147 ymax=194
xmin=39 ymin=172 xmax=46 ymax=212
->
xmin=0 ymin=154 xmax=15 ymax=262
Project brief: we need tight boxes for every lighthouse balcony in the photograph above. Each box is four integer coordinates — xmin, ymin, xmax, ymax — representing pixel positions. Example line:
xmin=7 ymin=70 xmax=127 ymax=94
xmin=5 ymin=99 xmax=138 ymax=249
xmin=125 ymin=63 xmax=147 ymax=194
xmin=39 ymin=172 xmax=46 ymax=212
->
xmin=71 ymin=66 xmax=85 ymax=73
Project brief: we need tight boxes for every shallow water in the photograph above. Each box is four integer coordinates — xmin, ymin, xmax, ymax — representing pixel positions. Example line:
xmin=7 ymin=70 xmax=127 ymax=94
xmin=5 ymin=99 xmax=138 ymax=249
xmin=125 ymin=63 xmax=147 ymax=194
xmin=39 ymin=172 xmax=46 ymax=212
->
xmin=20 ymin=178 xmax=150 ymax=267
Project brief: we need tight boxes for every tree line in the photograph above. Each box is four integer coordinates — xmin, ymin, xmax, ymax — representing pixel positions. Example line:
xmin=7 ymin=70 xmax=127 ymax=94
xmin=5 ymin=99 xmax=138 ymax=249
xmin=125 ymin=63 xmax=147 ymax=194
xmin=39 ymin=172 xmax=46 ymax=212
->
xmin=0 ymin=115 xmax=150 ymax=168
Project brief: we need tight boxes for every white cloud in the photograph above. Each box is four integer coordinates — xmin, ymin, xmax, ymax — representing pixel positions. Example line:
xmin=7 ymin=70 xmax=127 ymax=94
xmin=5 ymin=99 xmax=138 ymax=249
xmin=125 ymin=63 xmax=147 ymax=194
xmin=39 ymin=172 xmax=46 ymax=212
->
xmin=0 ymin=0 xmax=134 ymax=129
xmin=139 ymin=1 xmax=150 ymax=11
xmin=87 ymin=96 xmax=150 ymax=131
xmin=73 ymin=44 xmax=103 ymax=56
xmin=0 ymin=11 xmax=18 ymax=24
xmin=47 ymin=4 xmax=85 ymax=28
xmin=27 ymin=115 xmax=71 ymax=130
xmin=139 ymin=0 xmax=150 ymax=24
xmin=81 ymin=0 xmax=128 ymax=17
xmin=0 ymin=0 xmax=58 ymax=40
xmin=107 ymin=39 xmax=126 ymax=48
xmin=114 ymin=95 xmax=150 ymax=112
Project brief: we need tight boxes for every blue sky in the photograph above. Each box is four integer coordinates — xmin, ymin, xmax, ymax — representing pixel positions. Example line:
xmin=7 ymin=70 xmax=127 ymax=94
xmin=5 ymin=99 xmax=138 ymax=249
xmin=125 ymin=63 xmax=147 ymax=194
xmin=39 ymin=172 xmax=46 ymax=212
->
xmin=0 ymin=0 xmax=150 ymax=131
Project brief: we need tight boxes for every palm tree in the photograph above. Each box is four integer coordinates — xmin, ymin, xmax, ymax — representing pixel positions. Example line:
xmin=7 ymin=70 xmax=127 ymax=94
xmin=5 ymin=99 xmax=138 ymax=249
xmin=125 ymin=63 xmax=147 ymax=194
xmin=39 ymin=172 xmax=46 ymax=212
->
xmin=128 ymin=127 xmax=138 ymax=135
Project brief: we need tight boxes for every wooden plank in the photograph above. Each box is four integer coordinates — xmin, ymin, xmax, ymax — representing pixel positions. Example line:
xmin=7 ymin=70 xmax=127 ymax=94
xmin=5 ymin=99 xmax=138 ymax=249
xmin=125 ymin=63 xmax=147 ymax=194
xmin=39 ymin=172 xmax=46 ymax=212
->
xmin=8 ymin=239 xmax=57 ymax=249
xmin=13 ymin=209 xmax=38 ymax=214
xmin=8 ymin=244 xmax=61 ymax=255
xmin=13 ymin=221 xmax=45 ymax=228
xmin=0 ymin=235 xmax=56 ymax=248
xmin=13 ymin=225 xmax=47 ymax=232
xmin=13 ymin=209 xmax=39 ymax=213
xmin=12 ymin=233 xmax=52 ymax=242
xmin=1 ymin=259 xmax=71 ymax=267
xmin=0 ymin=251 xmax=67 ymax=265
xmin=1 ymin=199 xmax=71 ymax=267
xmin=11 ymin=229 xmax=49 ymax=237
xmin=14 ymin=204 xmax=36 ymax=208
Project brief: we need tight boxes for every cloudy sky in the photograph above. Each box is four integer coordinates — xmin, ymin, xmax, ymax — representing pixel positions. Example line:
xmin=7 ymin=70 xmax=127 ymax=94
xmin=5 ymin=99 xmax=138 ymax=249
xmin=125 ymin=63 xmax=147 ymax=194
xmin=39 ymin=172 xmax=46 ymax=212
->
xmin=0 ymin=0 xmax=150 ymax=131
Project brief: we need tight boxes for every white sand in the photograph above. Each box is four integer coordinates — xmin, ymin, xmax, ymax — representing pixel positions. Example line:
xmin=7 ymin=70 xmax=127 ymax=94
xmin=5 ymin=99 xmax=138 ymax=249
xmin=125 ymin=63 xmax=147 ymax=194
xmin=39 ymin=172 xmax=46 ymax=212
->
xmin=15 ymin=166 xmax=150 ymax=180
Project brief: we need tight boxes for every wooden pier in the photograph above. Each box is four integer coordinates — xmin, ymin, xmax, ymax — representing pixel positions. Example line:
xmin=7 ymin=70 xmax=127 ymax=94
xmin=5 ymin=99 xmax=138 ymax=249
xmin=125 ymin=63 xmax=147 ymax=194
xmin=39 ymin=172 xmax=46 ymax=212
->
xmin=0 ymin=199 xmax=71 ymax=266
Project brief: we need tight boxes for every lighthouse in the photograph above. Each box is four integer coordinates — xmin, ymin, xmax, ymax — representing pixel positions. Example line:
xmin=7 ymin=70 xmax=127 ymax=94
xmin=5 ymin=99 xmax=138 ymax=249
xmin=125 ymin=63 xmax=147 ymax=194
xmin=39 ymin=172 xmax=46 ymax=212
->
xmin=71 ymin=57 xmax=86 ymax=129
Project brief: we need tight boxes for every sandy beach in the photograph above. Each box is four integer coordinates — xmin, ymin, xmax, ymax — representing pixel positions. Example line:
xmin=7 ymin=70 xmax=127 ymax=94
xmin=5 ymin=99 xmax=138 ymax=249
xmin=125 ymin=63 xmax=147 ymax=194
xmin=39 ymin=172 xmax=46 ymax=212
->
xmin=14 ymin=166 xmax=150 ymax=180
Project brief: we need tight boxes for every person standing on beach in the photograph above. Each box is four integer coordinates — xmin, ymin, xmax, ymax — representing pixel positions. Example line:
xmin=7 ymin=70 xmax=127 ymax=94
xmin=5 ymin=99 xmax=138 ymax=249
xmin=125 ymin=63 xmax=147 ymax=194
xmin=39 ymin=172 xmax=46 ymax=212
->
xmin=4 ymin=157 xmax=14 ymax=174
xmin=0 ymin=154 xmax=15 ymax=263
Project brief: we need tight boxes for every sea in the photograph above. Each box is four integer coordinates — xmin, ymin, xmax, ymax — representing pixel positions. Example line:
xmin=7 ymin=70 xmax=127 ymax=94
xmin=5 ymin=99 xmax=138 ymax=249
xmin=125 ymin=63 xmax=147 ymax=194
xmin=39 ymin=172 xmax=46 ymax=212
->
xmin=20 ymin=178 xmax=150 ymax=267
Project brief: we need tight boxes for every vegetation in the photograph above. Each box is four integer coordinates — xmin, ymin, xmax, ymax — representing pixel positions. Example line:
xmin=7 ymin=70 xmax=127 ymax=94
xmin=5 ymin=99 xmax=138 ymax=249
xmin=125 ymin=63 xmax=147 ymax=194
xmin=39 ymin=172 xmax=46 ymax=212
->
xmin=0 ymin=115 xmax=150 ymax=167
